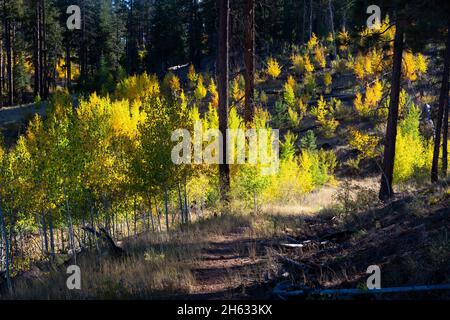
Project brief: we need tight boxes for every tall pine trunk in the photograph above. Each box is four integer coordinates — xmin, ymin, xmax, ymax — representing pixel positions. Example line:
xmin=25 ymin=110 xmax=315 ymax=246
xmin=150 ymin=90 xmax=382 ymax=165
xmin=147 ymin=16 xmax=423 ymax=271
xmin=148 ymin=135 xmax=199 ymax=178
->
xmin=244 ymin=0 xmax=255 ymax=124
xmin=4 ymin=12 xmax=13 ymax=106
xmin=431 ymin=20 xmax=450 ymax=182
xmin=442 ymin=96 xmax=449 ymax=177
xmin=379 ymin=20 xmax=404 ymax=201
xmin=218 ymin=0 xmax=230 ymax=204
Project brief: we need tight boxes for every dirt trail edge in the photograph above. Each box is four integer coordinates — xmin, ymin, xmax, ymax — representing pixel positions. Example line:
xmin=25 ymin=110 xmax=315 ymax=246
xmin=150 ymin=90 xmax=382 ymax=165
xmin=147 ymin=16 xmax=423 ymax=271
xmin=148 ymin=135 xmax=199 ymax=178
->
xmin=187 ymin=230 xmax=273 ymax=300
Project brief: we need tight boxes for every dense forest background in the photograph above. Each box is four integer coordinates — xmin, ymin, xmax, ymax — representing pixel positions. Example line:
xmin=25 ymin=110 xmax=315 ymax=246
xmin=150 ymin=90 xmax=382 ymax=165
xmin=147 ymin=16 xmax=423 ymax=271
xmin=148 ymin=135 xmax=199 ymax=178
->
xmin=0 ymin=0 xmax=376 ymax=105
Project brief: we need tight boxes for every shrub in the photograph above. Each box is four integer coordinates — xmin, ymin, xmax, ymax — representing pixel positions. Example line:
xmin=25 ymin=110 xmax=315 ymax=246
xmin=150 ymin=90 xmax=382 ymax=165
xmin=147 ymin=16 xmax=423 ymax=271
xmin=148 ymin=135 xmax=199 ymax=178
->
xmin=291 ymin=54 xmax=305 ymax=75
xmin=188 ymin=64 xmax=198 ymax=86
xmin=283 ymin=82 xmax=296 ymax=107
xmin=354 ymin=79 xmax=383 ymax=117
xmin=287 ymin=107 xmax=300 ymax=128
xmin=303 ymin=73 xmax=316 ymax=96
xmin=331 ymin=57 xmax=350 ymax=73
xmin=314 ymin=46 xmax=327 ymax=69
xmin=307 ymin=33 xmax=319 ymax=51
xmin=300 ymin=130 xmax=317 ymax=152
xmin=311 ymin=96 xmax=339 ymax=138
xmin=266 ymin=57 xmax=282 ymax=79
xmin=260 ymin=91 xmax=268 ymax=105
xmin=402 ymin=51 xmax=427 ymax=82
xmin=304 ymin=55 xmax=315 ymax=73
xmin=394 ymin=104 xmax=432 ymax=184
xmin=208 ymin=79 xmax=219 ymax=107
xmin=348 ymin=128 xmax=380 ymax=165
xmin=323 ymin=73 xmax=332 ymax=93
xmin=337 ymin=30 xmax=350 ymax=53
xmin=194 ymin=75 xmax=207 ymax=100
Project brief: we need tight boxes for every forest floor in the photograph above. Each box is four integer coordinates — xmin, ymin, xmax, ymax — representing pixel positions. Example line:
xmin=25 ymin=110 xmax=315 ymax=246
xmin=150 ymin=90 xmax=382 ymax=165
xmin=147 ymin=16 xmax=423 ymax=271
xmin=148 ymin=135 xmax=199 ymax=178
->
xmin=185 ymin=179 xmax=450 ymax=300
xmin=186 ymin=232 xmax=272 ymax=300
xmin=2 ymin=179 xmax=450 ymax=300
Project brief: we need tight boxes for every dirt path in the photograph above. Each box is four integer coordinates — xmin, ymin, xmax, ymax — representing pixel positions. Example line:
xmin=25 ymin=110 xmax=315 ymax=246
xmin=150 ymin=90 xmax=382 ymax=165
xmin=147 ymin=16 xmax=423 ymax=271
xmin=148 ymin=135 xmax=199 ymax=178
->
xmin=188 ymin=232 xmax=272 ymax=300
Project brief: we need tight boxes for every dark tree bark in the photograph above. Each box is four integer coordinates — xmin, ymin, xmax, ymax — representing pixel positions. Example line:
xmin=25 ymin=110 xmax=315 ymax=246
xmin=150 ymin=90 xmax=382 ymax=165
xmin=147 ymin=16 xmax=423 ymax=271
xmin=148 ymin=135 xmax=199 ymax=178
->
xmin=4 ymin=3 xmax=13 ymax=106
xmin=379 ymin=20 xmax=404 ymax=201
xmin=443 ymin=96 xmax=449 ymax=177
xmin=328 ymin=0 xmax=337 ymax=58
xmin=218 ymin=0 xmax=230 ymax=204
xmin=431 ymin=20 xmax=450 ymax=182
xmin=440 ymin=21 xmax=450 ymax=178
xmin=301 ymin=0 xmax=307 ymax=44
xmin=41 ymin=0 xmax=48 ymax=99
xmin=309 ymin=0 xmax=313 ymax=38
xmin=0 ymin=39 xmax=3 ymax=105
xmin=244 ymin=0 xmax=255 ymax=124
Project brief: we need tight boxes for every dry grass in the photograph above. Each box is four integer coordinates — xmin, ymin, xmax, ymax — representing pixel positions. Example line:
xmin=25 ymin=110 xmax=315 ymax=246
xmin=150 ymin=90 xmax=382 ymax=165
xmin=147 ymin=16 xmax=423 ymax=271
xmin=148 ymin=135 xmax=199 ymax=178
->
xmin=5 ymin=213 xmax=257 ymax=300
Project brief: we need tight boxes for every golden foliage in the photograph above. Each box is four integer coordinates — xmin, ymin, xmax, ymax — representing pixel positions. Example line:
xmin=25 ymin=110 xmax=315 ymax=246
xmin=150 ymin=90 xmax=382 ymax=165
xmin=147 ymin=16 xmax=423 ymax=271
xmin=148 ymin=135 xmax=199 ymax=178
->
xmin=349 ymin=128 xmax=380 ymax=160
xmin=314 ymin=46 xmax=327 ymax=69
xmin=266 ymin=57 xmax=282 ymax=79
xmin=307 ymin=33 xmax=319 ymax=51
xmin=311 ymin=96 xmax=339 ymax=138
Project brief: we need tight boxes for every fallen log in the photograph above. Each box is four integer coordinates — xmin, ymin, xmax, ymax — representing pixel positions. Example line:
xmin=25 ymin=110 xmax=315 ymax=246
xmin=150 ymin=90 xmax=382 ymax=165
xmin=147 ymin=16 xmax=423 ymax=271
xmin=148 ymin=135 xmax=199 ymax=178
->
xmin=273 ymin=281 xmax=450 ymax=299
xmin=82 ymin=226 xmax=125 ymax=258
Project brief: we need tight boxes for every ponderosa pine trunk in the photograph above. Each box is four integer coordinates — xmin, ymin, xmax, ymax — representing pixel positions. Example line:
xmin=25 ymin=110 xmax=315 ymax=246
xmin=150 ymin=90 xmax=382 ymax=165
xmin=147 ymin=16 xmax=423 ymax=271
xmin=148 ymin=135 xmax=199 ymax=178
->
xmin=244 ymin=0 xmax=255 ymax=124
xmin=218 ymin=0 xmax=231 ymax=204
xmin=440 ymin=20 xmax=450 ymax=178
xmin=379 ymin=19 xmax=404 ymax=201
xmin=442 ymin=97 xmax=449 ymax=177
xmin=4 ymin=8 xmax=13 ymax=106
xmin=431 ymin=20 xmax=450 ymax=182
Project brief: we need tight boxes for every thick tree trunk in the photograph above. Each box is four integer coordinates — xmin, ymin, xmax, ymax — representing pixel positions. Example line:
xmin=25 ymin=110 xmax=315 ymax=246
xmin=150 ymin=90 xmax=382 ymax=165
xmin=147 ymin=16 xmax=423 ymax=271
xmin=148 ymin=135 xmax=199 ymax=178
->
xmin=34 ymin=0 xmax=41 ymax=98
xmin=41 ymin=0 xmax=48 ymax=99
xmin=244 ymin=0 xmax=255 ymax=124
xmin=379 ymin=20 xmax=404 ymax=201
xmin=218 ymin=0 xmax=231 ymax=204
xmin=0 ymin=39 xmax=3 ymax=105
xmin=431 ymin=21 xmax=450 ymax=182
xmin=443 ymin=98 xmax=449 ymax=177
xmin=4 ymin=14 xmax=13 ymax=106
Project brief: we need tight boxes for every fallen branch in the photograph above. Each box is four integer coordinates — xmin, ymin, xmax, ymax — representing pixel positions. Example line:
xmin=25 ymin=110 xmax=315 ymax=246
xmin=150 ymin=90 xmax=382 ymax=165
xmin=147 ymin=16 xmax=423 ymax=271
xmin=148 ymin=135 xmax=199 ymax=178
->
xmin=268 ymin=248 xmax=311 ymax=271
xmin=82 ymin=226 xmax=125 ymax=257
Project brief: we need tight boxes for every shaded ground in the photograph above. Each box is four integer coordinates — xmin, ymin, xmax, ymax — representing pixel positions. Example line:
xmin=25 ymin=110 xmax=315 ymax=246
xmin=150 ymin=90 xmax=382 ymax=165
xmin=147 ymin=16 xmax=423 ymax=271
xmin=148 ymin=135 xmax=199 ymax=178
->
xmin=186 ymin=232 xmax=273 ymax=300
